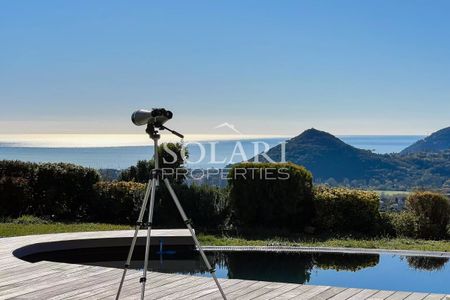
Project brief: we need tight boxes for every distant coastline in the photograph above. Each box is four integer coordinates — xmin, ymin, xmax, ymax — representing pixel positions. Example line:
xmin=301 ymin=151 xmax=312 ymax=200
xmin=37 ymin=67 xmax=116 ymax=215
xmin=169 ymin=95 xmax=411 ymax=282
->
xmin=0 ymin=134 xmax=290 ymax=148
xmin=0 ymin=134 xmax=423 ymax=148
xmin=0 ymin=136 xmax=424 ymax=169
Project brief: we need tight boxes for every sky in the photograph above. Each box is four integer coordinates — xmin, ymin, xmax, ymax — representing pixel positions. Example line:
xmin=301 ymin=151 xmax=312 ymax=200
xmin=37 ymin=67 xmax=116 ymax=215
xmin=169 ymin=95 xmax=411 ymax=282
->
xmin=1 ymin=0 xmax=450 ymax=136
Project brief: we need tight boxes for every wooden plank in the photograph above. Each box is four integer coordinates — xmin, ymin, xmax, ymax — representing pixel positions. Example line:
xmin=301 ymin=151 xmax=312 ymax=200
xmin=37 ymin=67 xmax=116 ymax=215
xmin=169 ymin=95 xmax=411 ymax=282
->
xmin=95 ymin=271 xmax=178 ymax=299
xmin=156 ymin=277 xmax=231 ymax=300
xmin=48 ymin=269 xmax=130 ymax=299
xmin=125 ymin=274 xmax=210 ymax=299
xmin=117 ymin=272 xmax=197 ymax=299
xmin=422 ymin=295 xmax=447 ymax=300
xmin=273 ymin=284 xmax=317 ymax=299
xmin=328 ymin=288 xmax=364 ymax=300
xmin=404 ymin=293 xmax=430 ymax=300
xmin=16 ymin=268 xmax=120 ymax=299
xmin=309 ymin=287 xmax=347 ymax=300
xmin=369 ymin=290 xmax=396 ymax=299
xmin=347 ymin=289 xmax=379 ymax=300
xmin=182 ymin=280 xmax=262 ymax=300
xmin=176 ymin=280 xmax=227 ymax=300
xmin=222 ymin=281 xmax=273 ymax=299
xmin=238 ymin=282 xmax=296 ymax=300
xmin=297 ymin=286 xmax=332 ymax=299
xmin=252 ymin=283 xmax=299 ymax=300
xmin=386 ymin=291 xmax=413 ymax=300
xmin=0 ymin=266 xmax=114 ymax=298
xmin=66 ymin=271 xmax=146 ymax=300
xmin=196 ymin=280 xmax=261 ymax=300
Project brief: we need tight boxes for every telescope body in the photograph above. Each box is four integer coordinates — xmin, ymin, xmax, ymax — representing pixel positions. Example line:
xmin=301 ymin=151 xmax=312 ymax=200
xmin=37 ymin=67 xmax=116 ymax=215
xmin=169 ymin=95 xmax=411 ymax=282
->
xmin=132 ymin=108 xmax=173 ymax=127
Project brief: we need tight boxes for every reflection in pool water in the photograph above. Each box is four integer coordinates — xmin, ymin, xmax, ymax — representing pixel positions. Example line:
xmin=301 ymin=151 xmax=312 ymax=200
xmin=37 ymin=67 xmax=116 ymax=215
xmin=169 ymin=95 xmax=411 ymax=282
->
xmin=21 ymin=246 xmax=450 ymax=294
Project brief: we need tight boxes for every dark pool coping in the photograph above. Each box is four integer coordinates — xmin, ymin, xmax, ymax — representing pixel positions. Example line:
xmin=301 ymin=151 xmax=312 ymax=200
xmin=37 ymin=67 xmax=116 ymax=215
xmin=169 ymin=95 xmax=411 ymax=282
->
xmin=5 ymin=229 xmax=194 ymax=258
xmin=202 ymin=245 xmax=450 ymax=258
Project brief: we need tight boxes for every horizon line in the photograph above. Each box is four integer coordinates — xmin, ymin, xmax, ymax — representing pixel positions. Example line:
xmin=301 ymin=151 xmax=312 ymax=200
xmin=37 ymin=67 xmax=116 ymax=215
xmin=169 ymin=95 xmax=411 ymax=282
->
xmin=0 ymin=133 xmax=425 ymax=148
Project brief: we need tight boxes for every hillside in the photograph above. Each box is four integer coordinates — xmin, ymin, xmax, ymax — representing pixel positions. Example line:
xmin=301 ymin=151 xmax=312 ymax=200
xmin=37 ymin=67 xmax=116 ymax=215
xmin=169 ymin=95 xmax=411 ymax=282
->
xmin=254 ymin=128 xmax=449 ymax=190
xmin=256 ymin=128 xmax=404 ymax=182
xmin=401 ymin=127 xmax=450 ymax=154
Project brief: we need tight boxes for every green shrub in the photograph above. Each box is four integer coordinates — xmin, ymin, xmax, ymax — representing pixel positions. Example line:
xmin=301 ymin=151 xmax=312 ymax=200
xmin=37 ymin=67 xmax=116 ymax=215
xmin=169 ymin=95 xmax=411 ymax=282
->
xmin=0 ymin=160 xmax=35 ymax=178
xmin=31 ymin=163 xmax=100 ymax=219
xmin=0 ymin=176 xmax=31 ymax=217
xmin=119 ymin=142 xmax=188 ymax=183
xmin=228 ymin=162 xmax=314 ymax=230
xmin=0 ymin=160 xmax=100 ymax=220
xmin=91 ymin=181 xmax=145 ymax=224
xmin=13 ymin=215 xmax=51 ymax=224
xmin=119 ymin=160 xmax=155 ymax=183
xmin=91 ymin=181 xmax=229 ymax=230
xmin=157 ymin=184 xmax=230 ymax=231
xmin=406 ymin=191 xmax=450 ymax=239
xmin=383 ymin=211 xmax=417 ymax=238
xmin=313 ymin=187 xmax=380 ymax=234
xmin=377 ymin=212 xmax=396 ymax=236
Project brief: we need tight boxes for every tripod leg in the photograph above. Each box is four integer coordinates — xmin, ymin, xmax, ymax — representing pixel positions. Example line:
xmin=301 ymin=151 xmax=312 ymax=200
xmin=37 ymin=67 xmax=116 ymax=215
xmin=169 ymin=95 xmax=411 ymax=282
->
xmin=163 ymin=178 xmax=228 ymax=300
xmin=116 ymin=178 xmax=154 ymax=300
xmin=140 ymin=177 xmax=157 ymax=300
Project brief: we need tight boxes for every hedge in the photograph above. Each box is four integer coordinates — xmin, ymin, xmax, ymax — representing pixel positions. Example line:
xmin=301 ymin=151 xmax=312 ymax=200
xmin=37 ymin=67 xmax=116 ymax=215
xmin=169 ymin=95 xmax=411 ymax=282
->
xmin=406 ymin=191 xmax=450 ymax=239
xmin=156 ymin=184 xmax=229 ymax=230
xmin=2 ymin=160 xmax=449 ymax=239
xmin=91 ymin=181 xmax=145 ymax=224
xmin=0 ymin=160 xmax=100 ymax=220
xmin=0 ymin=160 xmax=36 ymax=178
xmin=0 ymin=160 xmax=228 ymax=229
xmin=313 ymin=186 xmax=380 ymax=234
xmin=228 ymin=162 xmax=314 ymax=230
xmin=91 ymin=181 xmax=229 ymax=230
xmin=0 ymin=176 xmax=31 ymax=217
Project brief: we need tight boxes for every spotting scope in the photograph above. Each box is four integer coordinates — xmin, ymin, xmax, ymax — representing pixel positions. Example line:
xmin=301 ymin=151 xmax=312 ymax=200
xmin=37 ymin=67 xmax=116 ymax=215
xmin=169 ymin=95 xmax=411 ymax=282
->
xmin=131 ymin=108 xmax=173 ymax=127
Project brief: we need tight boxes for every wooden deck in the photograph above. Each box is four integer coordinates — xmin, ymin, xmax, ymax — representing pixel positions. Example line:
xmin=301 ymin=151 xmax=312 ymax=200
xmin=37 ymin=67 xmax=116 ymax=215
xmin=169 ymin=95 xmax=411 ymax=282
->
xmin=0 ymin=231 xmax=449 ymax=299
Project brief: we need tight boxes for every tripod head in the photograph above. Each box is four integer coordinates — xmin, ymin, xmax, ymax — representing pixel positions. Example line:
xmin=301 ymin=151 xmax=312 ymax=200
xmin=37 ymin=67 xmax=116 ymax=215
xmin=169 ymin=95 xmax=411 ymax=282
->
xmin=132 ymin=109 xmax=184 ymax=140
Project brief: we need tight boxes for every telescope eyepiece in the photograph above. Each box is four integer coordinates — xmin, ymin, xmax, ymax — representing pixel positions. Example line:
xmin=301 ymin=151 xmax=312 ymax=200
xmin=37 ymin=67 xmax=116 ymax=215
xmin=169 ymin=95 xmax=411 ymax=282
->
xmin=151 ymin=109 xmax=162 ymax=117
xmin=165 ymin=110 xmax=173 ymax=119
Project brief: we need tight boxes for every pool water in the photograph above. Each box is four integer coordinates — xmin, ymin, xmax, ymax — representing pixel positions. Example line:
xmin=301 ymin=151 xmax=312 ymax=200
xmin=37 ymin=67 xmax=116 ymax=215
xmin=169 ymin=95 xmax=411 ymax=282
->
xmin=21 ymin=246 xmax=450 ymax=294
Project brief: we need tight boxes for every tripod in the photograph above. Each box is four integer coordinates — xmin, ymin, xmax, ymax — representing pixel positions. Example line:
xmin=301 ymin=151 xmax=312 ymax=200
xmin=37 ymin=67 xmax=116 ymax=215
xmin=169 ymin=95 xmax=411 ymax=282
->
xmin=116 ymin=124 xmax=227 ymax=300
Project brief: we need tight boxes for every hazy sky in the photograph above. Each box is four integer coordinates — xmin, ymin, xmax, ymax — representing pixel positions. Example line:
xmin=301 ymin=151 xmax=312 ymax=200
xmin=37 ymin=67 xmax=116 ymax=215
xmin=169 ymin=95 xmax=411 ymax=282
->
xmin=1 ymin=1 xmax=449 ymax=135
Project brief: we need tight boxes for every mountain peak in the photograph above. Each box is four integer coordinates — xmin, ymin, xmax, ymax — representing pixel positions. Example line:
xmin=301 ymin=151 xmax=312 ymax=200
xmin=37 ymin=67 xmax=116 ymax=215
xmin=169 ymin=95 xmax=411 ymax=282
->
xmin=401 ymin=126 xmax=450 ymax=154
xmin=258 ymin=128 xmax=391 ymax=181
xmin=299 ymin=128 xmax=332 ymax=137
xmin=289 ymin=128 xmax=351 ymax=149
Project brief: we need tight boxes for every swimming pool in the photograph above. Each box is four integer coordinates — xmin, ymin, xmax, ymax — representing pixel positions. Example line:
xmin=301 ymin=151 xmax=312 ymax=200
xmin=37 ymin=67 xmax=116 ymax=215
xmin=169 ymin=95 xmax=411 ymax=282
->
xmin=21 ymin=246 xmax=450 ymax=294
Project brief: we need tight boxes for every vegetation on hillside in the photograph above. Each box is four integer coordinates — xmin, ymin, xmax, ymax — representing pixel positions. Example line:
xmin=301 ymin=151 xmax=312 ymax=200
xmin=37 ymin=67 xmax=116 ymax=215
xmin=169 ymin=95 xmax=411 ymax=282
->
xmin=258 ymin=128 xmax=450 ymax=191
xmin=401 ymin=126 xmax=450 ymax=154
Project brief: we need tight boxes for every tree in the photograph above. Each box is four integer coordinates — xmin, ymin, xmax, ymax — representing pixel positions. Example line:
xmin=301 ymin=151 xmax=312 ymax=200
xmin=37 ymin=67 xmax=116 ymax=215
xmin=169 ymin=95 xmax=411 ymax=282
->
xmin=119 ymin=142 xmax=188 ymax=183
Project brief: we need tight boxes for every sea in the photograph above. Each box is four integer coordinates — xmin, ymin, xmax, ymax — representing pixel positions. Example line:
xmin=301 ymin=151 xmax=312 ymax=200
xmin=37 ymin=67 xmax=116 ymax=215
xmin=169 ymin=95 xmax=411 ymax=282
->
xmin=0 ymin=135 xmax=424 ymax=170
